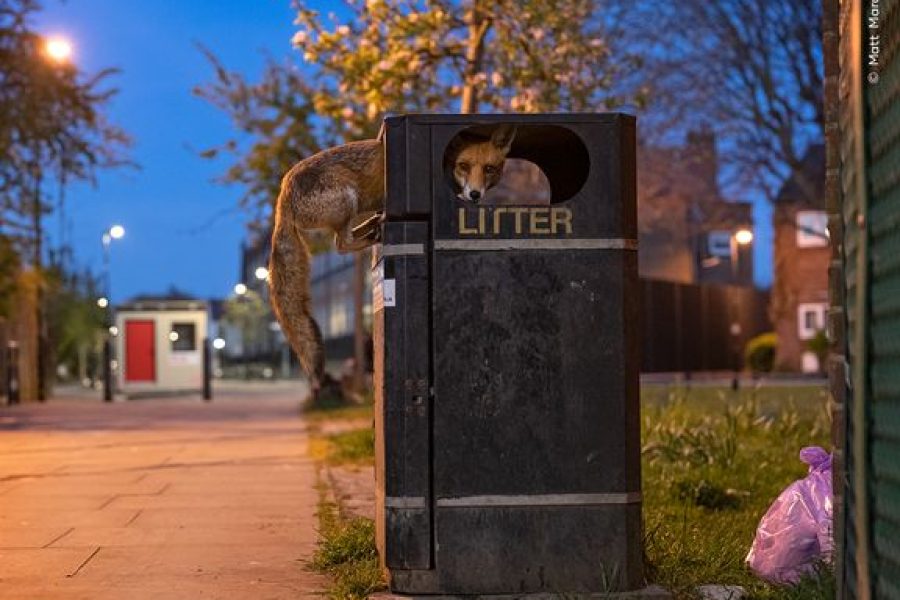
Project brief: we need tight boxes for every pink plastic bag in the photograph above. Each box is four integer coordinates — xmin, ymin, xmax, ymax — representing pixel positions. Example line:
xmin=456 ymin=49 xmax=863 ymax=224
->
xmin=745 ymin=446 xmax=833 ymax=584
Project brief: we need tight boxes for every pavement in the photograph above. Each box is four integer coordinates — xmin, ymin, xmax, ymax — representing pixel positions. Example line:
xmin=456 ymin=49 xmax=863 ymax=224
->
xmin=0 ymin=381 xmax=328 ymax=599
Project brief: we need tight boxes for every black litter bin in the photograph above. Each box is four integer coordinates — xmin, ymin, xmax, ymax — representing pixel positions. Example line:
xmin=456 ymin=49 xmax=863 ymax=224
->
xmin=372 ymin=113 xmax=642 ymax=595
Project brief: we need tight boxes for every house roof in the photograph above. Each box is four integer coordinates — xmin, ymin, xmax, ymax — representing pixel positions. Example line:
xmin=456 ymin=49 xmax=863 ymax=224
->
xmin=774 ymin=144 xmax=825 ymax=207
xmin=118 ymin=290 xmax=207 ymax=313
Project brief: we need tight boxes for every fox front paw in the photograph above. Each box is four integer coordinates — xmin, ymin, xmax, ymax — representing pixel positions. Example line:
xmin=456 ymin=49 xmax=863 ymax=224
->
xmin=351 ymin=212 xmax=383 ymax=243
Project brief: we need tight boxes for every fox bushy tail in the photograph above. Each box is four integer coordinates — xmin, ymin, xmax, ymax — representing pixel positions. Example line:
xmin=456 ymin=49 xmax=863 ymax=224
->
xmin=268 ymin=214 xmax=325 ymax=387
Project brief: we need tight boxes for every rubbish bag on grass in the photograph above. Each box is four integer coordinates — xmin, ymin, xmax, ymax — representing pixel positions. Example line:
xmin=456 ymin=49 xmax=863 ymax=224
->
xmin=745 ymin=446 xmax=833 ymax=584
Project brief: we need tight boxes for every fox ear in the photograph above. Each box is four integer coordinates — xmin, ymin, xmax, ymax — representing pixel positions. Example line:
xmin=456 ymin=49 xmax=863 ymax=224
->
xmin=491 ymin=124 xmax=517 ymax=152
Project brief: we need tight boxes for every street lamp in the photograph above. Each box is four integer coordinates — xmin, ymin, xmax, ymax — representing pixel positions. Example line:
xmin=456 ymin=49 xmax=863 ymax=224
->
xmin=43 ymin=36 xmax=73 ymax=64
xmin=729 ymin=227 xmax=754 ymax=281
xmin=254 ymin=266 xmax=269 ymax=281
xmin=101 ymin=224 xmax=125 ymax=402
xmin=728 ymin=227 xmax=754 ymax=390
xmin=29 ymin=36 xmax=74 ymax=402
xmin=234 ymin=283 xmax=247 ymax=296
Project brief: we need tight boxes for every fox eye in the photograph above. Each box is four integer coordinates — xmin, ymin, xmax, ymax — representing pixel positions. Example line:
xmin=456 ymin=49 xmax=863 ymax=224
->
xmin=457 ymin=162 xmax=470 ymax=172
xmin=484 ymin=165 xmax=500 ymax=175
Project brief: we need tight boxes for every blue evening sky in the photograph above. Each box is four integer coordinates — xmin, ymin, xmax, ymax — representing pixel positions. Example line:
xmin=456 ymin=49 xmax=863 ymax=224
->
xmin=36 ymin=1 xmax=773 ymax=303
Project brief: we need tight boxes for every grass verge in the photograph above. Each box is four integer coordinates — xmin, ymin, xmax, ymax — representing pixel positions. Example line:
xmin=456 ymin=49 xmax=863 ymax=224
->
xmin=311 ymin=489 xmax=386 ymax=599
xmin=307 ymin=383 xmax=834 ymax=598
xmin=310 ymin=427 xmax=375 ymax=466
xmin=643 ymin=384 xmax=834 ymax=598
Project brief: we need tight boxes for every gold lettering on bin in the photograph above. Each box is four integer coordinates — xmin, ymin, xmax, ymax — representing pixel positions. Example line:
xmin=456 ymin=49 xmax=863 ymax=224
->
xmin=493 ymin=207 xmax=507 ymax=234
xmin=459 ymin=208 xmax=478 ymax=235
xmin=529 ymin=208 xmax=550 ymax=234
xmin=552 ymin=207 xmax=573 ymax=234
xmin=456 ymin=207 xmax=574 ymax=236
xmin=510 ymin=208 xmax=528 ymax=234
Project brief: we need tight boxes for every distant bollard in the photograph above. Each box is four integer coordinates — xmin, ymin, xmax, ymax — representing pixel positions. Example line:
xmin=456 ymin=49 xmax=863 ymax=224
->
xmin=6 ymin=341 xmax=19 ymax=405
xmin=202 ymin=337 xmax=212 ymax=401
xmin=102 ymin=338 xmax=113 ymax=403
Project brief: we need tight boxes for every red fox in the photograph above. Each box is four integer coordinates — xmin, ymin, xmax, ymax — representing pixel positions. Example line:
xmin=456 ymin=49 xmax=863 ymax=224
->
xmin=268 ymin=125 xmax=517 ymax=394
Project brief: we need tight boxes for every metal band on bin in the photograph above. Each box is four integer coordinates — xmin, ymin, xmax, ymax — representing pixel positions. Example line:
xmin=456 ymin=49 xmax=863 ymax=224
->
xmin=385 ymin=496 xmax=428 ymax=509
xmin=435 ymin=492 xmax=642 ymax=507
xmin=433 ymin=238 xmax=638 ymax=251
xmin=380 ymin=243 xmax=426 ymax=256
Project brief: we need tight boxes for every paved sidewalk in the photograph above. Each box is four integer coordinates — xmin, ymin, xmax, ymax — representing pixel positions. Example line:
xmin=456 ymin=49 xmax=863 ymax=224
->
xmin=0 ymin=384 xmax=326 ymax=599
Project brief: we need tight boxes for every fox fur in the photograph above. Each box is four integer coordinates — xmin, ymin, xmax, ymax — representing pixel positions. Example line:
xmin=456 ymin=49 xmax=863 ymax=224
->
xmin=269 ymin=125 xmax=516 ymax=392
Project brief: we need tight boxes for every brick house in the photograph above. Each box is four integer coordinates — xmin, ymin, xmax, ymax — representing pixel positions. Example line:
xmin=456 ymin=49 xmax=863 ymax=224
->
xmin=771 ymin=145 xmax=828 ymax=372
xmin=638 ymin=128 xmax=754 ymax=286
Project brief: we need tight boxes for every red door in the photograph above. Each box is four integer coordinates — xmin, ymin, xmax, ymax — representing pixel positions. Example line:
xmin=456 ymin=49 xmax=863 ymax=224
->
xmin=125 ymin=320 xmax=156 ymax=382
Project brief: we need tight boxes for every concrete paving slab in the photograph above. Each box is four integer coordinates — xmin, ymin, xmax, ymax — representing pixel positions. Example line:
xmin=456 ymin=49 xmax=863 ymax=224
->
xmin=0 ymin=526 xmax=76 ymax=548
xmin=0 ymin=385 xmax=327 ymax=597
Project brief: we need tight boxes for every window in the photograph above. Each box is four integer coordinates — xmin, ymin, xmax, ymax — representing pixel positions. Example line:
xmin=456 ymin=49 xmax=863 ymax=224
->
xmin=707 ymin=231 xmax=733 ymax=258
xmin=170 ymin=322 xmax=196 ymax=352
xmin=797 ymin=303 xmax=827 ymax=340
xmin=796 ymin=211 xmax=828 ymax=248
xmin=329 ymin=301 xmax=350 ymax=337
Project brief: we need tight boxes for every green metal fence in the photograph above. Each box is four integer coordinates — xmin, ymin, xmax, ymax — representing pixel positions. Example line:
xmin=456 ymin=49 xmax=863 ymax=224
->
xmin=839 ymin=0 xmax=900 ymax=597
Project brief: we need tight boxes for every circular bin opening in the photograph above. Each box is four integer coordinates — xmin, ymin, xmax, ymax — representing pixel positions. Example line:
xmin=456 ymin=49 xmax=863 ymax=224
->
xmin=443 ymin=123 xmax=590 ymax=205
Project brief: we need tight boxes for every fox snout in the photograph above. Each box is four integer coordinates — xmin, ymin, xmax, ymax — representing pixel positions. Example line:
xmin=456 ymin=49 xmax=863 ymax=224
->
xmin=450 ymin=124 xmax=517 ymax=204
xmin=457 ymin=168 xmax=496 ymax=203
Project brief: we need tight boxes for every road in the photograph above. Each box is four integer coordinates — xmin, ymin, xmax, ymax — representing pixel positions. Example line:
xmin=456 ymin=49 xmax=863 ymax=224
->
xmin=0 ymin=382 xmax=326 ymax=599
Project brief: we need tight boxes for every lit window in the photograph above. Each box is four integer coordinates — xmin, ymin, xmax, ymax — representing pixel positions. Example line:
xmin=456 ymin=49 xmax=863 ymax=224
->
xmin=707 ymin=231 xmax=732 ymax=258
xmin=796 ymin=211 xmax=828 ymax=248
xmin=329 ymin=303 xmax=349 ymax=337
xmin=797 ymin=303 xmax=827 ymax=340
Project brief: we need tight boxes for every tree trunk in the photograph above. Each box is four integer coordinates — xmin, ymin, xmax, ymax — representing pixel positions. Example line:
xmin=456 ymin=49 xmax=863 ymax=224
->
xmin=460 ymin=3 xmax=491 ymax=114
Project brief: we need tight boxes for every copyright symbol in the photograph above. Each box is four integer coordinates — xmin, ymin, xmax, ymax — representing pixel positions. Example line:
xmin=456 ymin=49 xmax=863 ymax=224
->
xmin=868 ymin=71 xmax=880 ymax=84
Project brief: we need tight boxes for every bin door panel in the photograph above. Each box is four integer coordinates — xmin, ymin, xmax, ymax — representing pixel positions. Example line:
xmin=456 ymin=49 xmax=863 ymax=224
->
xmin=373 ymin=222 xmax=432 ymax=569
xmin=431 ymin=250 xmax=638 ymax=498
xmin=125 ymin=320 xmax=156 ymax=382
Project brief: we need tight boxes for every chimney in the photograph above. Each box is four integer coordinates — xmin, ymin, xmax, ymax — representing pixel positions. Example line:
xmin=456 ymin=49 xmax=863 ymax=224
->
xmin=685 ymin=126 xmax=719 ymax=197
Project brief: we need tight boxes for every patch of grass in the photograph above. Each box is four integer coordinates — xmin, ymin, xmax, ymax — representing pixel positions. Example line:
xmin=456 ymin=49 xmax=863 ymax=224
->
xmin=325 ymin=427 xmax=375 ymax=465
xmin=311 ymin=496 xmax=386 ymax=599
xmin=308 ymin=428 xmax=374 ymax=466
xmin=305 ymin=404 xmax=375 ymax=423
xmin=642 ymin=384 xmax=833 ymax=599
xmin=303 ymin=398 xmax=375 ymax=424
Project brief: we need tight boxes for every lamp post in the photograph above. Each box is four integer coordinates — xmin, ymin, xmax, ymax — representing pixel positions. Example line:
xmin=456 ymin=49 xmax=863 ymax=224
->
xmin=729 ymin=228 xmax=754 ymax=390
xmin=101 ymin=225 xmax=125 ymax=402
xmin=730 ymin=228 xmax=754 ymax=282
xmin=31 ymin=36 xmax=73 ymax=402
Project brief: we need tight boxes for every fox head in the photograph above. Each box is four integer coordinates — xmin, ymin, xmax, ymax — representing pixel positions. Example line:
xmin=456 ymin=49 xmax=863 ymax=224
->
xmin=448 ymin=124 xmax=517 ymax=204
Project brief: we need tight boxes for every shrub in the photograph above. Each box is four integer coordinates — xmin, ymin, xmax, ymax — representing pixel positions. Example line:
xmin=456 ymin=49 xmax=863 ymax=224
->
xmin=745 ymin=332 xmax=778 ymax=373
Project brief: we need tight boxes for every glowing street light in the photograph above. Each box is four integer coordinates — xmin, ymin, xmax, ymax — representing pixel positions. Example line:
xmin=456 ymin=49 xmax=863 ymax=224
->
xmin=168 ymin=331 xmax=179 ymax=342
xmin=734 ymin=228 xmax=754 ymax=245
xmin=254 ymin=266 xmax=269 ymax=281
xmin=109 ymin=224 xmax=125 ymax=240
xmin=212 ymin=338 xmax=226 ymax=350
xmin=234 ymin=283 xmax=247 ymax=296
xmin=97 ymin=297 xmax=109 ymax=308
xmin=44 ymin=36 xmax=73 ymax=63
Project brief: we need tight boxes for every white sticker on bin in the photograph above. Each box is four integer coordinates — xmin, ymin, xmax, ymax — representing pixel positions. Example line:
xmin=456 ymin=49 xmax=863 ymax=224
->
xmin=383 ymin=279 xmax=396 ymax=307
